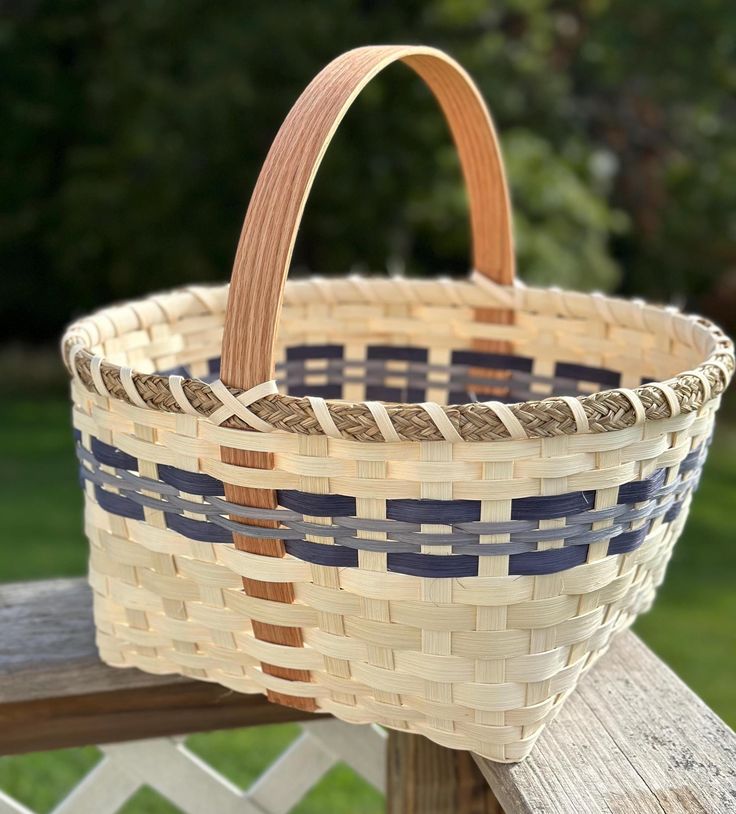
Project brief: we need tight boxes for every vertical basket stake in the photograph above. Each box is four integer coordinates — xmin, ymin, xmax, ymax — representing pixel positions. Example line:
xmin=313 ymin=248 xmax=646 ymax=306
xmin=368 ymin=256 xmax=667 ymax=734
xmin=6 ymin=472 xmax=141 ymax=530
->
xmin=219 ymin=45 xmax=516 ymax=709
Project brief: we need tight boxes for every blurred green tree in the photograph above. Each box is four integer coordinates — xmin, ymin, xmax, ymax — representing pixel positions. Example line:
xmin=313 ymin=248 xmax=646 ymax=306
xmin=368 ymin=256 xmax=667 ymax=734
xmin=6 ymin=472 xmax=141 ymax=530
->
xmin=1 ymin=0 xmax=733 ymax=342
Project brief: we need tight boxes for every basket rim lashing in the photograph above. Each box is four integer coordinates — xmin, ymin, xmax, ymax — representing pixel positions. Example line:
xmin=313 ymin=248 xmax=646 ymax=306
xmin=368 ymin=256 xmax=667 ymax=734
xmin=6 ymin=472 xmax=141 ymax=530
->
xmin=63 ymin=44 xmax=734 ymax=762
xmin=61 ymin=44 xmax=734 ymax=441
xmin=62 ymin=277 xmax=734 ymax=443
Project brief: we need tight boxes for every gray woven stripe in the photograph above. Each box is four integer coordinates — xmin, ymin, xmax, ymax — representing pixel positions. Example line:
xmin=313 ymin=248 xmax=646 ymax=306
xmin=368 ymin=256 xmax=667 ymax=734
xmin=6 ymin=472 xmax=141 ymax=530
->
xmin=78 ymin=444 xmax=700 ymax=556
xmin=271 ymin=360 xmax=611 ymax=400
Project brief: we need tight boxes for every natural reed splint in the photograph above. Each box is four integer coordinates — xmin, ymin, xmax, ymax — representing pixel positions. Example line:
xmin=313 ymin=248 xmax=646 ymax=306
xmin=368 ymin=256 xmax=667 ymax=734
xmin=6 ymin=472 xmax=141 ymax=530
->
xmin=63 ymin=46 xmax=733 ymax=762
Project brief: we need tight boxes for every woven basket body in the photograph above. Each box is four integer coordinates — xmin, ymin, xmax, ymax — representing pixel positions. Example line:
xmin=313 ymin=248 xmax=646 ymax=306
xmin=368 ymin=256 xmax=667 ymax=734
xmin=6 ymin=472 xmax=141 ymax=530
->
xmin=63 ymin=47 xmax=733 ymax=763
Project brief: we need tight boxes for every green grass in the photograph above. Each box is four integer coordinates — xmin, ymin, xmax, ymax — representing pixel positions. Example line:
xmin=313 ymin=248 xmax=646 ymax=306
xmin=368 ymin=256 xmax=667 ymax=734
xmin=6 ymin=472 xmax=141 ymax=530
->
xmin=1 ymin=396 xmax=734 ymax=812
xmin=0 ymin=399 xmax=89 ymax=578
xmin=0 ymin=726 xmax=383 ymax=813
xmin=633 ymin=421 xmax=736 ymax=718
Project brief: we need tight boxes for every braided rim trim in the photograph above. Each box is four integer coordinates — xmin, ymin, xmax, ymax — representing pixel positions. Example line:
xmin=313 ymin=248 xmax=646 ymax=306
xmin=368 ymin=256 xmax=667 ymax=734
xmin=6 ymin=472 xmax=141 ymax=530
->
xmin=62 ymin=286 xmax=734 ymax=443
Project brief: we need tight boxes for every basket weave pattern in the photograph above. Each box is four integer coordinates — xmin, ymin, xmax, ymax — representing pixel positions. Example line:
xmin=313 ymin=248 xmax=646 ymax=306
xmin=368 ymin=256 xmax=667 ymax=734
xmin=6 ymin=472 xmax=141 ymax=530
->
xmin=65 ymin=277 xmax=729 ymax=762
xmin=62 ymin=45 xmax=734 ymax=762
xmin=64 ymin=277 xmax=732 ymax=443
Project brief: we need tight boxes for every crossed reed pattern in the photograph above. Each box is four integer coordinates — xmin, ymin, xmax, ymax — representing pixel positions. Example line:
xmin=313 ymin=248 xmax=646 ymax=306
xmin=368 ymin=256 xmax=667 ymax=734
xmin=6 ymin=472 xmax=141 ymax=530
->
xmin=78 ymin=432 xmax=707 ymax=579
xmin=63 ymin=278 xmax=733 ymax=443
xmin=60 ymin=42 xmax=735 ymax=764
xmin=63 ymin=273 xmax=732 ymax=762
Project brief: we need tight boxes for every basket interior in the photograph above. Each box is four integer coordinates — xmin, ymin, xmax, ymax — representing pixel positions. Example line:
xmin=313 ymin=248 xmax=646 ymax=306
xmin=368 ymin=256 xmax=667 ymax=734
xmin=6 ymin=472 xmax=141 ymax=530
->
xmin=81 ymin=278 xmax=714 ymax=408
xmin=161 ymin=344 xmax=629 ymax=405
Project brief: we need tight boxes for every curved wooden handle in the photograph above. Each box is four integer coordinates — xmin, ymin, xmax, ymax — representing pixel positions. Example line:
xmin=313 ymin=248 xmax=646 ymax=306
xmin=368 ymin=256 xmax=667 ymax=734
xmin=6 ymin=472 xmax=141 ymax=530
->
xmin=222 ymin=45 xmax=515 ymax=391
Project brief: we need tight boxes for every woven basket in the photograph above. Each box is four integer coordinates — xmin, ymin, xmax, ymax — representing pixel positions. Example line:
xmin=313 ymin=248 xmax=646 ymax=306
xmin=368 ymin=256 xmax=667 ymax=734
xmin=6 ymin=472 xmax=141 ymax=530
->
xmin=63 ymin=45 xmax=733 ymax=763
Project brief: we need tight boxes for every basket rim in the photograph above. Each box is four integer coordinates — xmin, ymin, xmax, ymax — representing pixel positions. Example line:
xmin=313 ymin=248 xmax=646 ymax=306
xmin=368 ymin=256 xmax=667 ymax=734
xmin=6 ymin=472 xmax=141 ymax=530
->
xmin=62 ymin=276 xmax=734 ymax=443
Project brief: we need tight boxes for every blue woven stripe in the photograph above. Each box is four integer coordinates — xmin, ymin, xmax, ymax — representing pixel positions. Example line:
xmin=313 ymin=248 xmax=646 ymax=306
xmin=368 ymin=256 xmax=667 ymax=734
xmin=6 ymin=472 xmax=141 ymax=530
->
xmin=554 ymin=361 xmax=621 ymax=389
xmin=286 ymin=344 xmax=344 ymax=360
xmin=158 ymin=465 xmax=224 ymax=496
xmin=451 ymin=349 xmax=534 ymax=372
xmin=156 ymin=347 xmax=638 ymax=407
xmin=608 ymin=526 xmax=650 ymax=555
xmin=365 ymin=345 xmax=429 ymax=402
xmin=167 ymin=513 xmax=231 ymax=543
xmin=284 ymin=538 xmax=593 ymax=577
xmin=80 ymin=434 xmax=704 ymax=577
xmin=283 ymin=524 xmax=654 ymax=576
xmin=367 ymin=345 xmax=429 ymax=362
xmin=288 ymin=383 xmax=344 ymax=398
xmin=618 ymin=468 xmax=667 ymax=502
xmin=83 ymin=434 xmax=702 ymax=523
xmin=90 ymin=437 xmax=137 ymax=470
xmin=663 ymin=501 xmax=685 ymax=524
xmin=275 ymin=469 xmax=670 ymax=523
xmin=95 ymin=485 xmax=145 ymax=521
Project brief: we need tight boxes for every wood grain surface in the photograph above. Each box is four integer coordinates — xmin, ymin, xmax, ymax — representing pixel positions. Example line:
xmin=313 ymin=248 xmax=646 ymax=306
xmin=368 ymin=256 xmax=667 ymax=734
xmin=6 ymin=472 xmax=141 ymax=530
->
xmin=387 ymin=730 xmax=503 ymax=813
xmin=3 ymin=578 xmax=734 ymax=812
xmin=219 ymin=44 xmax=516 ymax=711
xmin=474 ymin=634 xmax=736 ymax=814
xmin=0 ymin=579 xmax=322 ymax=754
xmin=221 ymin=44 xmax=514 ymax=393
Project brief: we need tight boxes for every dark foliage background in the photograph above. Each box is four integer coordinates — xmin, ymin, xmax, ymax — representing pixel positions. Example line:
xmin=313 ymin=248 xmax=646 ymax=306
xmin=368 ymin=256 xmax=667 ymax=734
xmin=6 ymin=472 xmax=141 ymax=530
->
xmin=2 ymin=0 xmax=735 ymax=343
xmin=0 ymin=5 xmax=735 ymax=806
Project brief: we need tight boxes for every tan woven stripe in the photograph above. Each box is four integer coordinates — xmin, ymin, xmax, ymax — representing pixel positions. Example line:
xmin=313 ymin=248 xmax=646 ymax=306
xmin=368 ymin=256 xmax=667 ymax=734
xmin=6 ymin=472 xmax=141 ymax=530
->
xmin=90 ymin=355 xmax=110 ymax=397
xmin=365 ymin=401 xmax=402 ymax=442
xmin=420 ymin=401 xmax=463 ymax=442
xmin=681 ymin=369 xmax=711 ymax=402
xmin=66 ymin=344 xmax=85 ymax=385
xmin=650 ymin=382 xmax=681 ymax=418
xmin=120 ymin=367 xmax=148 ymax=409
xmin=481 ymin=400 xmax=527 ymax=440
xmin=168 ymin=375 xmax=199 ymax=416
xmin=62 ymin=277 xmax=734 ymax=443
xmin=616 ymin=388 xmax=647 ymax=425
xmin=66 ymin=345 xmax=732 ymax=443
xmin=307 ymin=395 xmax=342 ymax=439
xmin=558 ymin=396 xmax=590 ymax=434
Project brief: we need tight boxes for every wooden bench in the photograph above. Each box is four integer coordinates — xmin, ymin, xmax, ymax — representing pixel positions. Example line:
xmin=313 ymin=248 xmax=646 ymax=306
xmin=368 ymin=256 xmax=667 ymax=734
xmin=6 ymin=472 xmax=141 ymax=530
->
xmin=1 ymin=578 xmax=735 ymax=813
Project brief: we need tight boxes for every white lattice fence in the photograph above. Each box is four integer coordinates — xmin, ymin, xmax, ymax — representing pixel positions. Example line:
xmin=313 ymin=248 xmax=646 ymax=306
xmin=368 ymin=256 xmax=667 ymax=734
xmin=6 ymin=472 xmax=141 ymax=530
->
xmin=0 ymin=721 xmax=386 ymax=814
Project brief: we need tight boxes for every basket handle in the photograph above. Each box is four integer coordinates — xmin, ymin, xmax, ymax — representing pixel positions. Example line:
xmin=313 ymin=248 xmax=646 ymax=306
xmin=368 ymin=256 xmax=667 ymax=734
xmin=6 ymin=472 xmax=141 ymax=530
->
xmin=221 ymin=45 xmax=515 ymax=392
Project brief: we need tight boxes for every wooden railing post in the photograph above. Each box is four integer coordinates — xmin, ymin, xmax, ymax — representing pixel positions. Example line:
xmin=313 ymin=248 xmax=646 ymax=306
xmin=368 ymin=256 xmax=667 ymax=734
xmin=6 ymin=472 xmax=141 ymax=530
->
xmin=4 ymin=579 xmax=736 ymax=813
xmin=386 ymin=731 xmax=503 ymax=814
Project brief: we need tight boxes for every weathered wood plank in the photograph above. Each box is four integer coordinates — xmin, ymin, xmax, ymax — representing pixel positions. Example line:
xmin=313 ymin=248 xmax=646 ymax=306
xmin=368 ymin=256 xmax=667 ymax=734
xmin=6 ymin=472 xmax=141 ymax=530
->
xmin=0 ymin=680 xmax=322 ymax=756
xmin=474 ymin=634 xmax=736 ymax=814
xmin=0 ymin=579 xmax=322 ymax=754
xmin=0 ymin=578 xmax=175 ymax=702
xmin=2 ymin=577 xmax=735 ymax=814
xmin=387 ymin=730 xmax=503 ymax=814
